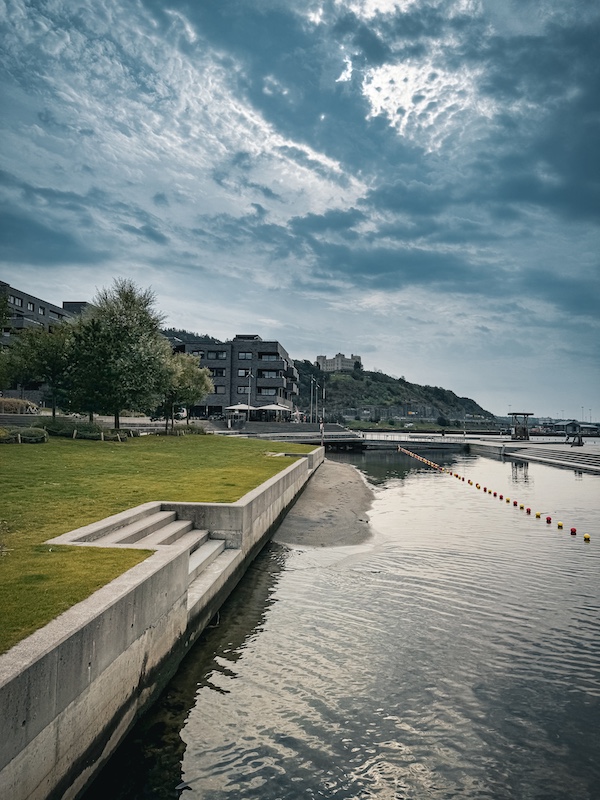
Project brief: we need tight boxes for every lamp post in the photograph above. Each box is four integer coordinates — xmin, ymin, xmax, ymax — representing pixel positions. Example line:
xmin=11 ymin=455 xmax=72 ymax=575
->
xmin=315 ymin=382 xmax=320 ymax=425
xmin=247 ymin=371 xmax=253 ymax=420
xmin=310 ymin=377 xmax=314 ymax=423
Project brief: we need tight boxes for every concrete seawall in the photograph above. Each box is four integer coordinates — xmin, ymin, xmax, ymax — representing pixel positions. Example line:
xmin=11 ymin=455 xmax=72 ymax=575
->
xmin=0 ymin=447 xmax=324 ymax=800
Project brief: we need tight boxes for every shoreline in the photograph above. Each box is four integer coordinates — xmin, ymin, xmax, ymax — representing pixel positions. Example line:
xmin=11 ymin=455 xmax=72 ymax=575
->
xmin=273 ymin=459 xmax=374 ymax=547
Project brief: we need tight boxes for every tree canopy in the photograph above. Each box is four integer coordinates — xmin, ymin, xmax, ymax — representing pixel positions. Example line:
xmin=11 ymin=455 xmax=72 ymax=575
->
xmin=69 ymin=279 xmax=171 ymax=428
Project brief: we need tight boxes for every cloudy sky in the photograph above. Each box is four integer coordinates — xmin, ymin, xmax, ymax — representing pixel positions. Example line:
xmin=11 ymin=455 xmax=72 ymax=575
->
xmin=1 ymin=0 xmax=599 ymax=418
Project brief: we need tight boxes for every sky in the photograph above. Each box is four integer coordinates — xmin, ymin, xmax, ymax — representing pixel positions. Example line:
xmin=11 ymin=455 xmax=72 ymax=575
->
xmin=1 ymin=0 xmax=599 ymax=419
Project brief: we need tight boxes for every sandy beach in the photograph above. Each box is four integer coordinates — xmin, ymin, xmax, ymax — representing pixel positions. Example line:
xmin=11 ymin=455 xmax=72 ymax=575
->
xmin=272 ymin=458 xmax=374 ymax=547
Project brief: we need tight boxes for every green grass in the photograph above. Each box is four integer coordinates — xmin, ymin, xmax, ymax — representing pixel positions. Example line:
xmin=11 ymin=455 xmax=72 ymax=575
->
xmin=0 ymin=434 xmax=311 ymax=654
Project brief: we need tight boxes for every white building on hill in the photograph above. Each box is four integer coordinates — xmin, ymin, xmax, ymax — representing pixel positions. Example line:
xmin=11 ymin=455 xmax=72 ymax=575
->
xmin=315 ymin=352 xmax=362 ymax=373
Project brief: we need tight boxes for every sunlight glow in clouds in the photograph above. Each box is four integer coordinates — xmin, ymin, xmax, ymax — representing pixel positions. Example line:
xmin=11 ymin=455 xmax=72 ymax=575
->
xmin=363 ymin=59 xmax=494 ymax=152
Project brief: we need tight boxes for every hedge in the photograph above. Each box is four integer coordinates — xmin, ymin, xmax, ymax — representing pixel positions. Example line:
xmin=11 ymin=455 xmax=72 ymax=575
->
xmin=0 ymin=427 xmax=48 ymax=444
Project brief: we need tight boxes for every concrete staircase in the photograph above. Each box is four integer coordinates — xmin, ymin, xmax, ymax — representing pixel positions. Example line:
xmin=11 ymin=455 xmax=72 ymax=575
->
xmin=508 ymin=447 xmax=600 ymax=472
xmin=68 ymin=507 xmax=242 ymax=606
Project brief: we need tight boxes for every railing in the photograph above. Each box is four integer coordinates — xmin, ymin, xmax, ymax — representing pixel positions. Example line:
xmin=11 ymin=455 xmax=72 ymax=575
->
xmin=358 ymin=431 xmax=468 ymax=443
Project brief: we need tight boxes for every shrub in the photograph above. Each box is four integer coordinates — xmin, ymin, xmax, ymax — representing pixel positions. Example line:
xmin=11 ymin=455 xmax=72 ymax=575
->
xmin=185 ymin=424 xmax=206 ymax=435
xmin=75 ymin=430 xmax=103 ymax=440
xmin=0 ymin=427 xmax=19 ymax=444
xmin=103 ymin=431 xmax=128 ymax=441
xmin=44 ymin=421 xmax=104 ymax=438
xmin=0 ymin=398 xmax=38 ymax=414
xmin=4 ymin=427 xmax=48 ymax=444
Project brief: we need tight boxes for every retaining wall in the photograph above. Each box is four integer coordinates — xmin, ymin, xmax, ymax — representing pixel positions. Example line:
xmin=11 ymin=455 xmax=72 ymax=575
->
xmin=0 ymin=447 xmax=324 ymax=800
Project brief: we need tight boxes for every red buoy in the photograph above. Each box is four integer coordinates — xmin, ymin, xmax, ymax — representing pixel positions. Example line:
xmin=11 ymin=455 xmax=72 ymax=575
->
xmin=546 ymin=516 xmax=552 ymax=524
xmin=571 ymin=528 xmax=577 ymax=535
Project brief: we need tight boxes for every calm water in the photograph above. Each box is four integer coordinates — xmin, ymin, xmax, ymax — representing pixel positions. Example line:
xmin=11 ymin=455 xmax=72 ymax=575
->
xmin=84 ymin=452 xmax=600 ymax=800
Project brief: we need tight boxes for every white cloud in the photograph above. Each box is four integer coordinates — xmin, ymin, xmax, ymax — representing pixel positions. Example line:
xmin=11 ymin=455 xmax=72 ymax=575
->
xmin=335 ymin=0 xmax=482 ymax=22
xmin=362 ymin=58 xmax=494 ymax=152
xmin=336 ymin=56 xmax=353 ymax=83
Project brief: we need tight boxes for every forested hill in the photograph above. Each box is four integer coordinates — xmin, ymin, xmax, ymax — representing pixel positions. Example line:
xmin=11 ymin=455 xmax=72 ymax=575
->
xmin=162 ymin=328 xmax=221 ymax=344
xmin=294 ymin=360 xmax=493 ymax=421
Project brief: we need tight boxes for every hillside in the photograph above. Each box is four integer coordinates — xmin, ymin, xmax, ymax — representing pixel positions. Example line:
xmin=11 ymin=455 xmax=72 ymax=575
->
xmin=162 ymin=328 xmax=221 ymax=344
xmin=294 ymin=360 xmax=493 ymax=422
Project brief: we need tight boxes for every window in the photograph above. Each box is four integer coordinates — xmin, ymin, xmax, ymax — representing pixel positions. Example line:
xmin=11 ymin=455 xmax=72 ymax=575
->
xmin=237 ymin=386 xmax=250 ymax=394
xmin=190 ymin=349 xmax=204 ymax=357
xmin=12 ymin=296 xmax=23 ymax=307
xmin=258 ymin=370 xmax=278 ymax=379
xmin=258 ymin=353 xmax=277 ymax=361
xmin=211 ymin=368 xmax=226 ymax=377
xmin=27 ymin=302 xmax=34 ymax=312
xmin=39 ymin=306 xmax=45 ymax=315
xmin=214 ymin=385 xmax=226 ymax=394
xmin=258 ymin=388 xmax=277 ymax=396
xmin=238 ymin=352 xmax=252 ymax=360
xmin=207 ymin=350 xmax=227 ymax=360
xmin=238 ymin=368 xmax=250 ymax=377
xmin=49 ymin=311 xmax=60 ymax=319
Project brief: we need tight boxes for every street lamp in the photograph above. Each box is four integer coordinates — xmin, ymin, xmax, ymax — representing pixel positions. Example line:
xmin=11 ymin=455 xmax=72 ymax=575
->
xmin=247 ymin=371 xmax=253 ymax=420
xmin=310 ymin=377 xmax=315 ymax=423
xmin=315 ymin=382 xmax=320 ymax=424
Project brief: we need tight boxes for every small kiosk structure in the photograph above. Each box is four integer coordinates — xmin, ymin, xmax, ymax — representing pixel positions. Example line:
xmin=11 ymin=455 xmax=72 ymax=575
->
xmin=510 ymin=412 xmax=533 ymax=441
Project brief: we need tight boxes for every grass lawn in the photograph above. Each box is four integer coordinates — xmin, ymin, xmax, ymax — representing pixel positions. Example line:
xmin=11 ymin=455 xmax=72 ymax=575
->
xmin=0 ymin=434 xmax=312 ymax=655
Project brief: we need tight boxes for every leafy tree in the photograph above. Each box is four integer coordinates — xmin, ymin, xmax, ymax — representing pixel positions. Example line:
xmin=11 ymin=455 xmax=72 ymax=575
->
xmin=0 ymin=347 xmax=12 ymax=392
xmin=162 ymin=353 xmax=213 ymax=431
xmin=5 ymin=324 xmax=72 ymax=418
xmin=0 ymin=292 xmax=9 ymax=329
xmin=69 ymin=279 xmax=171 ymax=428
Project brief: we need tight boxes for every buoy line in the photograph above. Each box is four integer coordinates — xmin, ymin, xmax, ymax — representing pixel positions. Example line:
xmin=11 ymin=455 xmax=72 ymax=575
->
xmin=397 ymin=445 xmax=591 ymax=543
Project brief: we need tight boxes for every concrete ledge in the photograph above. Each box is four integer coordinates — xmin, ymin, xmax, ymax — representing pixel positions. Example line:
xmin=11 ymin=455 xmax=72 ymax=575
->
xmin=0 ymin=446 xmax=325 ymax=800
xmin=49 ymin=501 xmax=164 ymax=545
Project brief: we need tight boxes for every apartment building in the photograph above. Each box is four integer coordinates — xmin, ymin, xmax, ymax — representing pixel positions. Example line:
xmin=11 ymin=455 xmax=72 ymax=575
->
xmin=0 ymin=280 xmax=87 ymax=348
xmin=174 ymin=334 xmax=299 ymax=417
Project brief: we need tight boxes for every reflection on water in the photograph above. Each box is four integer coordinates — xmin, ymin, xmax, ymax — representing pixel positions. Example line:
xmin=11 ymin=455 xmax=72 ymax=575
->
xmin=511 ymin=461 xmax=530 ymax=483
xmin=83 ymin=546 xmax=289 ymax=799
xmin=83 ymin=453 xmax=600 ymax=800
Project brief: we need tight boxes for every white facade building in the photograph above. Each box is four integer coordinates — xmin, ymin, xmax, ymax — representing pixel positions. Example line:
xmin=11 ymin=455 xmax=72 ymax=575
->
xmin=315 ymin=352 xmax=362 ymax=373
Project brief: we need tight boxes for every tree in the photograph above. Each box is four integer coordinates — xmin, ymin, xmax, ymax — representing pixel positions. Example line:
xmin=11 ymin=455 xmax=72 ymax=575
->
xmin=0 ymin=292 xmax=9 ymax=329
xmin=69 ymin=279 xmax=171 ymax=428
xmin=162 ymin=353 xmax=213 ymax=431
xmin=5 ymin=324 xmax=72 ymax=418
xmin=0 ymin=347 xmax=12 ymax=392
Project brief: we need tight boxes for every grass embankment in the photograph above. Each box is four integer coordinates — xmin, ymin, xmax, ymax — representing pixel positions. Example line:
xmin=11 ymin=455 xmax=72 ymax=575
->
xmin=0 ymin=435 xmax=311 ymax=655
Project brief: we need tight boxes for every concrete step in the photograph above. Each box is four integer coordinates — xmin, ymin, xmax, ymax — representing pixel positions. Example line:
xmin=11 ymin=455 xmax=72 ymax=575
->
xmin=133 ymin=519 xmax=198 ymax=548
xmin=512 ymin=448 xmax=600 ymax=467
xmin=187 ymin=549 xmax=243 ymax=613
xmin=188 ymin=539 xmax=226 ymax=582
xmin=94 ymin=511 xmax=178 ymax=545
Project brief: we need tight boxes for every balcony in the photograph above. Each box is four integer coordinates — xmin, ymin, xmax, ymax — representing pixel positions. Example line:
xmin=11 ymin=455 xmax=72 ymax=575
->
xmin=257 ymin=377 xmax=286 ymax=389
